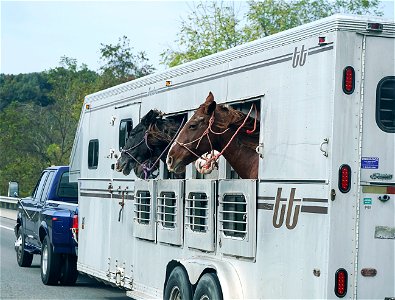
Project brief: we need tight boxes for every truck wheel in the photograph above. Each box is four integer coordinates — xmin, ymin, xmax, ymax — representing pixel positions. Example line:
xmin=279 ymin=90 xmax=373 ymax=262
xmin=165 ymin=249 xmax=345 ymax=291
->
xmin=193 ymin=273 xmax=223 ymax=300
xmin=16 ymin=225 xmax=33 ymax=267
xmin=164 ymin=266 xmax=193 ymax=300
xmin=60 ymin=254 xmax=78 ymax=285
xmin=41 ymin=235 xmax=61 ymax=285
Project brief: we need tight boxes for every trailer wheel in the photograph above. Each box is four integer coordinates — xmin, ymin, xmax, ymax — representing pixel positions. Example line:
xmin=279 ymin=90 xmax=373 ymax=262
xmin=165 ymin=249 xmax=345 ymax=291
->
xmin=41 ymin=236 xmax=61 ymax=285
xmin=60 ymin=254 xmax=78 ymax=285
xmin=193 ymin=273 xmax=223 ymax=300
xmin=164 ymin=266 xmax=193 ymax=300
xmin=16 ymin=225 xmax=33 ymax=267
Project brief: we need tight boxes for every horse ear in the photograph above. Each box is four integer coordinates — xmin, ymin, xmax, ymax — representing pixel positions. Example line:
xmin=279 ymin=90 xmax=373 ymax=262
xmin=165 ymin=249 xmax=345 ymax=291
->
xmin=142 ymin=109 xmax=161 ymax=126
xmin=204 ymin=92 xmax=216 ymax=115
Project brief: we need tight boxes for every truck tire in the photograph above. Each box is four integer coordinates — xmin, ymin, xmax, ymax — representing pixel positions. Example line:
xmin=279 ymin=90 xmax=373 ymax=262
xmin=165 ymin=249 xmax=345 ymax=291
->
xmin=60 ymin=254 xmax=78 ymax=285
xmin=164 ymin=266 xmax=193 ymax=300
xmin=16 ymin=225 xmax=33 ymax=267
xmin=193 ymin=273 xmax=223 ymax=300
xmin=41 ymin=235 xmax=61 ymax=285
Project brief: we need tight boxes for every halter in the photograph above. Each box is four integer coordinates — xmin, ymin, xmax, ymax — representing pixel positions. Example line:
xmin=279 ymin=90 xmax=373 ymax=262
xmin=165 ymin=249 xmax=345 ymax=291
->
xmin=175 ymin=103 xmax=257 ymax=172
xmin=141 ymin=117 xmax=186 ymax=178
xmin=121 ymin=117 xmax=186 ymax=179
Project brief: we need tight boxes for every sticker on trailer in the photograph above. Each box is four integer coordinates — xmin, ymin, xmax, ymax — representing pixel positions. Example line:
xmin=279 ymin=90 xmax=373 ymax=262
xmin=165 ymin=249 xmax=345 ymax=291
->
xmin=361 ymin=157 xmax=379 ymax=169
xmin=375 ymin=226 xmax=395 ymax=240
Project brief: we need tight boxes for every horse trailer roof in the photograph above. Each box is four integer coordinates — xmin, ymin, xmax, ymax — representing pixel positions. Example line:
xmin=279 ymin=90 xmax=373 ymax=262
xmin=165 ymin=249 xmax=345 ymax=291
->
xmin=85 ymin=14 xmax=394 ymax=104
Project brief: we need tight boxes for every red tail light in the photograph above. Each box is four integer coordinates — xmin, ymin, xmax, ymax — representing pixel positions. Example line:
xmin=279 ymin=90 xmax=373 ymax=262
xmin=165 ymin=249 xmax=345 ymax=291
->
xmin=343 ymin=66 xmax=355 ymax=94
xmin=71 ymin=214 xmax=78 ymax=243
xmin=335 ymin=268 xmax=348 ymax=298
xmin=72 ymin=214 xmax=78 ymax=230
xmin=339 ymin=164 xmax=351 ymax=193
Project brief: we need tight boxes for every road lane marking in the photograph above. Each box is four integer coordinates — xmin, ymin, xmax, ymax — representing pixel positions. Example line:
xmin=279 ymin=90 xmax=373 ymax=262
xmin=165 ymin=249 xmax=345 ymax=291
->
xmin=0 ymin=225 xmax=13 ymax=231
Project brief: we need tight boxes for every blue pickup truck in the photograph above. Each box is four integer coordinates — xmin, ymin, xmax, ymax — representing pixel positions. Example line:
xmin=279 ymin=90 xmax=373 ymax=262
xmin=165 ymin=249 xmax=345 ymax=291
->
xmin=14 ymin=166 xmax=79 ymax=285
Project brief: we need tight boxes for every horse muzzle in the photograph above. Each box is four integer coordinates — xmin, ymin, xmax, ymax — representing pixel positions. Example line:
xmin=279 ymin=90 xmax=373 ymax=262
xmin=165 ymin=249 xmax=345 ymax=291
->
xmin=166 ymin=155 xmax=186 ymax=174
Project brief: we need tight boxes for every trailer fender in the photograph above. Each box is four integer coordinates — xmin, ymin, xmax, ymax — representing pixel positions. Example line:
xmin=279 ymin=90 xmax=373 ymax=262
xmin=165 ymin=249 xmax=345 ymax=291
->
xmin=175 ymin=258 xmax=244 ymax=299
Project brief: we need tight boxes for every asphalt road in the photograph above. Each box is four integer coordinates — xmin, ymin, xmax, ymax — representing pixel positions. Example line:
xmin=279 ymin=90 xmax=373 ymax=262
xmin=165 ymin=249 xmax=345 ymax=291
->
xmin=0 ymin=215 xmax=130 ymax=300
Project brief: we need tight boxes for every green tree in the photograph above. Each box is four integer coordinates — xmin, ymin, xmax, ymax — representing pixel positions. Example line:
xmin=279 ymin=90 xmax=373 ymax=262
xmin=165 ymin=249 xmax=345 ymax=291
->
xmin=0 ymin=72 xmax=52 ymax=110
xmin=98 ymin=35 xmax=155 ymax=87
xmin=0 ymin=57 xmax=99 ymax=196
xmin=161 ymin=1 xmax=246 ymax=67
xmin=244 ymin=0 xmax=382 ymax=40
xmin=0 ymin=102 xmax=48 ymax=195
xmin=162 ymin=0 xmax=383 ymax=67
xmin=45 ymin=56 xmax=99 ymax=163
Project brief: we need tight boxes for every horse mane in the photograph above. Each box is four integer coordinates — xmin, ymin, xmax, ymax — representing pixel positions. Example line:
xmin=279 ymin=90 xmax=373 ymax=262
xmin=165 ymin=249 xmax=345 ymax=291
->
xmin=214 ymin=104 xmax=260 ymax=149
xmin=146 ymin=118 xmax=181 ymax=146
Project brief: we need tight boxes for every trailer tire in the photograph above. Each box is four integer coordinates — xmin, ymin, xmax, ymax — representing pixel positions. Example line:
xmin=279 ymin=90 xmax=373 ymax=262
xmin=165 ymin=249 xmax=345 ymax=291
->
xmin=164 ymin=266 xmax=193 ymax=300
xmin=16 ymin=225 xmax=33 ymax=267
xmin=193 ymin=273 xmax=223 ymax=300
xmin=41 ymin=236 xmax=61 ymax=285
xmin=60 ymin=254 xmax=78 ymax=285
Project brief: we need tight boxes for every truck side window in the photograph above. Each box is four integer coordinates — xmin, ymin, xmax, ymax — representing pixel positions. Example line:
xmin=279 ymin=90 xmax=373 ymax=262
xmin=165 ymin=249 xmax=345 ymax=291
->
xmin=32 ymin=172 xmax=49 ymax=201
xmin=119 ymin=119 xmax=133 ymax=150
xmin=40 ymin=171 xmax=55 ymax=202
xmin=88 ymin=139 xmax=99 ymax=169
xmin=376 ymin=76 xmax=395 ymax=133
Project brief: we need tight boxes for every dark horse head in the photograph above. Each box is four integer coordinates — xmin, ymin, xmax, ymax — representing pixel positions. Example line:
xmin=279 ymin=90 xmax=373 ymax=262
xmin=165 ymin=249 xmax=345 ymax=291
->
xmin=115 ymin=109 xmax=183 ymax=178
xmin=167 ymin=92 xmax=260 ymax=179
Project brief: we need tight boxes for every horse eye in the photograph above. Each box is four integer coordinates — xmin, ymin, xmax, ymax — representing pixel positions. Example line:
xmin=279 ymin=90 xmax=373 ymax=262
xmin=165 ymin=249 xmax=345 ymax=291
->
xmin=189 ymin=123 xmax=197 ymax=130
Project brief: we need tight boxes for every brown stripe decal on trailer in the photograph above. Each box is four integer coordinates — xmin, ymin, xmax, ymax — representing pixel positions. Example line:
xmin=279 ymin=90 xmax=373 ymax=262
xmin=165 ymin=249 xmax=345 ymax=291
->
xmin=80 ymin=192 xmax=134 ymax=200
xmin=257 ymin=203 xmax=274 ymax=210
xmin=302 ymin=198 xmax=328 ymax=203
xmin=301 ymin=206 xmax=328 ymax=214
xmin=80 ymin=192 xmax=112 ymax=199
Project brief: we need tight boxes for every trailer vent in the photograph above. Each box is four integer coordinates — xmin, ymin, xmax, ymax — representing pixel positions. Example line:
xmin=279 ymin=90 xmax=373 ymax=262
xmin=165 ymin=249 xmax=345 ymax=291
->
xmin=135 ymin=190 xmax=151 ymax=224
xmin=157 ymin=191 xmax=177 ymax=228
xmin=334 ymin=268 xmax=348 ymax=298
xmin=220 ymin=194 xmax=247 ymax=238
xmin=376 ymin=76 xmax=395 ymax=133
xmin=342 ymin=66 xmax=355 ymax=94
xmin=186 ymin=192 xmax=208 ymax=232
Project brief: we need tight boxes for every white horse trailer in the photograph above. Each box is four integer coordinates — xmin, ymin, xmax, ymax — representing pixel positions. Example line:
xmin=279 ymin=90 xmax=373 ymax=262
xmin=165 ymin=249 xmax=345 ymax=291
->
xmin=70 ymin=14 xmax=395 ymax=299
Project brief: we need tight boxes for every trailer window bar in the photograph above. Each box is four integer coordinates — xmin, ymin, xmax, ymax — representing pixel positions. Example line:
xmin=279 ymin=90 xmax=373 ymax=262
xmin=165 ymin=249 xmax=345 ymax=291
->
xmin=135 ymin=190 xmax=151 ymax=225
xmin=376 ymin=76 xmax=395 ymax=133
xmin=157 ymin=192 xmax=177 ymax=228
xmin=220 ymin=194 xmax=247 ymax=238
xmin=186 ymin=193 xmax=209 ymax=232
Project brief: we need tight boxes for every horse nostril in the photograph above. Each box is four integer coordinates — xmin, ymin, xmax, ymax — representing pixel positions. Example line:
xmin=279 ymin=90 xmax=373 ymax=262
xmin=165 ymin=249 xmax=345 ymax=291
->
xmin=167 ymin=156 xmax=173 ymax=167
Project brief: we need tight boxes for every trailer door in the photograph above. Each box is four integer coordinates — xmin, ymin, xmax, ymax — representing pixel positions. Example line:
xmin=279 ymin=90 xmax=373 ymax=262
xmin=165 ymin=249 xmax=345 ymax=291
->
xmin=358 ymin=35 xmax=395 ymax=299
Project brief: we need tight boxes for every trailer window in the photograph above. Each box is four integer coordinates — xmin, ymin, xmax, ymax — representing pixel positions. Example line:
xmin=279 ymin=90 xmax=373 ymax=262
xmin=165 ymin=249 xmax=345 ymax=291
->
xmin=186 ymin=192 xmax=208 ymax=232
xmin=376 ymin=76 xmax=395 ymax=133
xmin=88 ymin=139 xmax=99 ymax=169
xmin=221 ymin=194 xmax=247 ymax=238
xmin=134 ymin=190 xmax=151 ymax=224
xmin=119 ymin=119 xmax=133 ymax=150
xmin=157 ymin=191 xmax=176 ymax=228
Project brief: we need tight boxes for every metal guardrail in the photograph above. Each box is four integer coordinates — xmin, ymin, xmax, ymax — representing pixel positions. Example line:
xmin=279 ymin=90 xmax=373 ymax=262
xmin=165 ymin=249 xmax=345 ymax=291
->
xmin=0 ymin=196 xmax=19 ymax=210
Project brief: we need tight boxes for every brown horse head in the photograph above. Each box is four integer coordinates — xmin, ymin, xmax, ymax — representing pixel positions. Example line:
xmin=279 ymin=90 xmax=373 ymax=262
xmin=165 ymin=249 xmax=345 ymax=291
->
xmin=166 ymin=92 xmax=260 ymax=178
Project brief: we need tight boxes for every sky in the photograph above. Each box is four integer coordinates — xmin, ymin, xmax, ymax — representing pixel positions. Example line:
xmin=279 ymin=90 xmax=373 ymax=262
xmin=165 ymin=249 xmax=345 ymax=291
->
xmin=1 ymin=0 xmax=394 ymax=75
